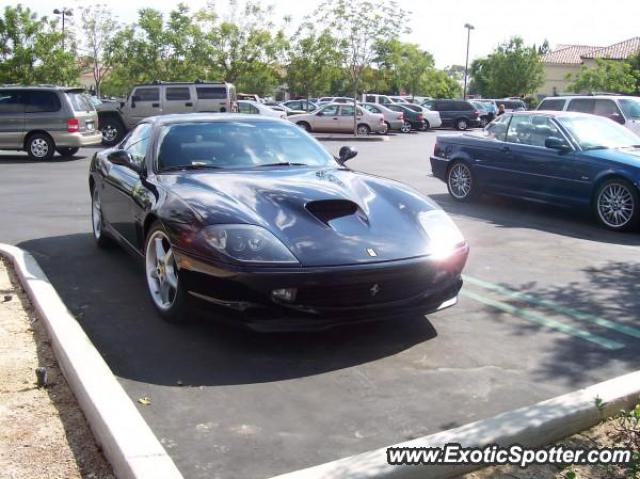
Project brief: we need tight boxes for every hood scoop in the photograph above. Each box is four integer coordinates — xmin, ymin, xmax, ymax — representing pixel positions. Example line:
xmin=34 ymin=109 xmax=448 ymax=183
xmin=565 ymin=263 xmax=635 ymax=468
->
xmin=306 ymin=199 xmax=364 ymax=225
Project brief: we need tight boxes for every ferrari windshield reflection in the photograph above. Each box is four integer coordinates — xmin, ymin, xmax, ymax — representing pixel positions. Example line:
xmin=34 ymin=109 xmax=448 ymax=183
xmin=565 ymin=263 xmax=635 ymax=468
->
xmin=156 ymin=121 xmax=335 ymax=172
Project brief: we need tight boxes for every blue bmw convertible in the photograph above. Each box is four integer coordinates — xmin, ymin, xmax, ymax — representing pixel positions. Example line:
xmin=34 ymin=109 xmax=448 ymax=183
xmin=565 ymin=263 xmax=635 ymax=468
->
xmin=430 ymin=111 xmax=640 ymax=231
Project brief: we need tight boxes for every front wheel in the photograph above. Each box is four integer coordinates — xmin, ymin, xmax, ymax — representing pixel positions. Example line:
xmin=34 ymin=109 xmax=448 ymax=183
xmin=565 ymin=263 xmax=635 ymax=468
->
xmin=594 ymin=179 xmax=639 ymax=231
xmin=356 ymin=124 xmax=370 ymax=136
xmin=100 ymin=117 xmax=125 ymax=146
xmin=145 ymin=223 xmax=188 ymax=322
xmin=91 ymin=188 xmax=113 ymax=248
xmin=447 ymin=161 xmax=477 ymax=201
xmin=400 ymin=121 xmax=412 ymax=133
xmin=57 ymin=147 xmax=79 ymax=157
xmin=455 ymin=118 xmax=469 ymax=131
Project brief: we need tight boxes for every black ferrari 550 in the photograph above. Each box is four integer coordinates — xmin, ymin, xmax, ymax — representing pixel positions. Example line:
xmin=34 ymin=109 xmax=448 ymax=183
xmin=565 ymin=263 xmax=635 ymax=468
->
xmin=89 ymin=114 xmax=468 ymax=331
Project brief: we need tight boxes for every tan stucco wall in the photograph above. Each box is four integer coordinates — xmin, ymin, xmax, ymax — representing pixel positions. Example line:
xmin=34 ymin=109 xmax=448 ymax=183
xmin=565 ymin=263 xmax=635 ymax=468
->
xmin=538 ymin=64 xmax=581 ymax=97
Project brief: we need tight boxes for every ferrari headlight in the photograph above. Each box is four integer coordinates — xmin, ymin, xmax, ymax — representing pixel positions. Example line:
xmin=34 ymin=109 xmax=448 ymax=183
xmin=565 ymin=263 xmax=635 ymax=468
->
xmin=419 ymin=210 xmax=465 ymax=259
xmin=202 ymin=225 xmax=299 ymax=264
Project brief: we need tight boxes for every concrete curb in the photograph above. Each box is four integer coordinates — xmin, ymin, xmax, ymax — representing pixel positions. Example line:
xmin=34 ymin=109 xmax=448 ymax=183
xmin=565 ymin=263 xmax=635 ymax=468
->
xmin=0 ymin=244 xmax=183 ymax=479
xmin=270 ymin=370 xmax=640 ymax=479
xmin=314 ymin=135 xmax=390 ymax=142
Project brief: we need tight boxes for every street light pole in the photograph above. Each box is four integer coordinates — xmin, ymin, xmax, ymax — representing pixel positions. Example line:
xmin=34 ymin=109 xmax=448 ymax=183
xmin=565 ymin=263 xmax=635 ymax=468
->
xmin=463 ymin=23 xmax=474 ymax=100
xmin=53 ymin=8 xmax=73 ymax=52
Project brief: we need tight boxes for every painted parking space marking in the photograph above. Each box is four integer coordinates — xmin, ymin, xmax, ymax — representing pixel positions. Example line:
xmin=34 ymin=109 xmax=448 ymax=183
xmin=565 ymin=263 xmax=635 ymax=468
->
xmin=461 ymin=290 xmax=625 ymax=351
xmin=463 ymin=274 xmax=640 ymax=340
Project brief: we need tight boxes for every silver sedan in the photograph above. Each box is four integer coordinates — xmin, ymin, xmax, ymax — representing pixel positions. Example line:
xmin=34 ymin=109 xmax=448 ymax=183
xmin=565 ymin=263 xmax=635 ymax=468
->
xmin=361 ymin=102 xmax=408 ymax=133
xmin=291 ymin=103 xmax=387 ymax=135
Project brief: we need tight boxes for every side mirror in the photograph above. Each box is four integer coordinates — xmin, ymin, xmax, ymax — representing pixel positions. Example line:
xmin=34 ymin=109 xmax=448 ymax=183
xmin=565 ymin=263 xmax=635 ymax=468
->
xmin=316 ymin=111 xmax=324 ymax=116
xmin=610 ymin=113 xmax=625 ymax=125
xmin=131 ymin=95 xmax=140 ymax=108
xmin=108 ymin=149 xmax=142 ymax=174
xmin=545 ymin=137 xmax=571 ymax=152
xmin=338 ymin=146 xmax=358 ymax=164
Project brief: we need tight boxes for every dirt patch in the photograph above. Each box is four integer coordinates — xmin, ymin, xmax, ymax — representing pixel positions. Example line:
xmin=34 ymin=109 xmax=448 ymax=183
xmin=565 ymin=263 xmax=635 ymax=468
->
xmin=0 ymin=256 xmax=114 ymax=478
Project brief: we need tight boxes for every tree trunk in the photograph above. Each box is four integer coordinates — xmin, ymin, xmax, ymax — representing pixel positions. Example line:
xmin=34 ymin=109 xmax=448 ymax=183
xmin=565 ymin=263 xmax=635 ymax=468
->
xmin=353 ymin=76 xmax=358 ymax=136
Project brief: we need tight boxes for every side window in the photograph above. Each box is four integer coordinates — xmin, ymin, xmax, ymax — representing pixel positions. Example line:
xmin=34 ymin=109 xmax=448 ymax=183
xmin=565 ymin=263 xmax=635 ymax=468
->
xmin=538 ymin=99 xmax=565 ymax=111
xmin=422 ymin=100 xmax=434 ymax=110
xmin=133 ymin=87 xmax=159 ymax=102
xmin=124 ymin=124 xmax=152 ymax=167
xmin=0 ymin=90 xmax=24 ymax=113
xmin=165 ymin=87 xmax=191 ymax=101
xmin=340 ymin=105 xmax=355 ymax=116
xmin=365 ymin=95 xmax=375 ymax=103
xmin=567 ymin=99 xmax=594 ymax=113
xmin=320 ymin=105 xmax=338 ymax=116
xmin=459 ymin=101 xmax=474 ymax=111
xmin=530 ymin=116 xmax=565 ymax=148
xmin=196 ymin=87 xmax=226 ymax=99
xmin=24 ymin=91 xmax=61 ymax=113
xmin=593 ymin=99 xmax=621 ymax=117
xmin=506 ymin=115 xmax=533 ymax=144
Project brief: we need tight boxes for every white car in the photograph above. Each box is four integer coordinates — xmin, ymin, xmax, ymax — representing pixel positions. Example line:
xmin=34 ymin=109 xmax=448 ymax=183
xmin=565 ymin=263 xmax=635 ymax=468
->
xmin=238 ymin=100 xmax=286 ymax=119
xmin=401 ymin=103 xmax=443 ymax=128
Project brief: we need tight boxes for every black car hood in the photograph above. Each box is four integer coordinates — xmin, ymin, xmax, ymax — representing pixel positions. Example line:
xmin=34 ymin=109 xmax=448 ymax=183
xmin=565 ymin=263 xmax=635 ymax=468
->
xmin=161 ymin=167 xmax=440 ymax=267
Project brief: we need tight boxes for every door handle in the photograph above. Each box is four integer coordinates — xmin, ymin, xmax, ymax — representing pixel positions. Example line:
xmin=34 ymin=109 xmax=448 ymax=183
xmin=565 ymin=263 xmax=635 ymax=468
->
xmin=333 ymin=117 xmax=339 ymax=120
xmin=185 ymin=102 xmax=193 ymax=107
xmin=152 ymin=103 xmax=160 ymax=108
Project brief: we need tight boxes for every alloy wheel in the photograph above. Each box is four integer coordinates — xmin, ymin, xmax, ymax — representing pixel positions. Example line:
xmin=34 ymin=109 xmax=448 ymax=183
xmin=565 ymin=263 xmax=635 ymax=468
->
xmin=30 ymin=138 xmax=49 ymax=158
xmin=92 ymin=190 xmax=102 ymax=239
xmin=597 ymin=182 xmax=634 ymax=228
xmin=102 ymin=124 xmax=119 ymax=143
xmin=145 ymin=231 xmax=179 ymax=311
xmin=448 ymin=163 xmax=472 ymax=199
xmin=357 ymin=124 xmax=370 ymax=136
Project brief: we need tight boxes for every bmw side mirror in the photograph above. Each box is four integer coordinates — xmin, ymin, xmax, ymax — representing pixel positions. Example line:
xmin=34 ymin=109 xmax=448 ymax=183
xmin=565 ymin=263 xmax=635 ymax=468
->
xmin=338 ymin=146 xmax=358 ymax=164
xmin=108 ymin=149 xmax=143 ymax=174
xmin=545 ymin=137 xmax=571 ymax=152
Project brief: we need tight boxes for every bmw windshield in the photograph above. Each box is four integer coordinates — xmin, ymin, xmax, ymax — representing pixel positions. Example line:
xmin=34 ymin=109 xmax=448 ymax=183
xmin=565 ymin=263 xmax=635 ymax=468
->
xmin=557 ymin=115 xmax=640 ymax=150
xmin=157 ymin=120 xmax=336 ymax=172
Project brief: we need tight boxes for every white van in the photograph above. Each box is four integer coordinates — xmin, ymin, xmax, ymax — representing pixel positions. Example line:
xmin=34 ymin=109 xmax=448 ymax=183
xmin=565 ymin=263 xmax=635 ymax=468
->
xmin=537 ymin=95 xmax=640 ymax=136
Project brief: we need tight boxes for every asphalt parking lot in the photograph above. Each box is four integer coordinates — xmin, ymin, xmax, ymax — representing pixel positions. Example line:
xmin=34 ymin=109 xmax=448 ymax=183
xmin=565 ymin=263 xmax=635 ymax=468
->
xmin=1 ymin=131 xmax=640 ymax=479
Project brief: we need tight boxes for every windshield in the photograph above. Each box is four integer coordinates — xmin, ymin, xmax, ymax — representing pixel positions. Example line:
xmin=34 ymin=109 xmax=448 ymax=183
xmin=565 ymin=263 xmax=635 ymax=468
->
xmin=619 ymin=98 xmax=640 ymax=120
xmin=557 ymin=115 xmax=640 ymax=150
xmin=157 ymin=121 xmax=336 ymax=171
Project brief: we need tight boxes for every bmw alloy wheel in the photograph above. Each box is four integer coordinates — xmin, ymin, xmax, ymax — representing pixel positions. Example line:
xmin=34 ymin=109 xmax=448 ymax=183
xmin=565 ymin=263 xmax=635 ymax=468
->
xmin=596 ymin=182 xmax=635 ymax=229
xmin=145 ymin=230 xmax=179 ymax=311
xmin=448 ymin=163 xmax=473 ymax=200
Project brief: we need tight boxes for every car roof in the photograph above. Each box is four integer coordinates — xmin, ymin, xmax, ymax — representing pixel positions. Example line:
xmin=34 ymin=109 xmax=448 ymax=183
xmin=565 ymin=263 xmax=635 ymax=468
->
xmin=509 ymin=110 xmax=596 ymax=119
xmin=542 ymin=95 xmax=639 ymax=101
xmin=142 ymin=113 xmax=285 ymax=126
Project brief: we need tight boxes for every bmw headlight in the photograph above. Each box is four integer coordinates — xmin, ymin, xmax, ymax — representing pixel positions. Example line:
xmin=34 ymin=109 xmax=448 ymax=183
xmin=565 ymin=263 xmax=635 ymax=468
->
xmin=202 ymin=225 xmax=299 ymax=264
xmin=419 ymin=210 xmax=466 ymax=259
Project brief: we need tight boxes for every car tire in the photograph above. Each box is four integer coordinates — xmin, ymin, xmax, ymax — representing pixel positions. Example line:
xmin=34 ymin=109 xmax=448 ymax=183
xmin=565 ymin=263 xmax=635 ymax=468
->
xmin=400 ymin=121 xmax=412 ymax=133
xmin=593 ymin=178 xmax=639 ymax=232
xmin=57 ymin=147 xmax=79 ymax=157
xmin=381 ymin=121 xmax=391 ymax=135
xmin=26 ymin=133 xmax=55 ymax=161
xmin=455 ymin=118 xmax=469 ymax=131
xmin=447 ymin=161 xmax=478 ymax=202
xmin=419 ymin=122 xmax=429 ymax=132
xmin=91 ymin=187 xmax=114 ymax=248
xmin=144 ymin=222 xmax=189 ymax=323
xmin=100 ymin=117 xmax=125 ymax=146
xmin=297 ymin=121 xmax=311 ymax=132
xmin=356 ymin=124 xmax=370 ymax=136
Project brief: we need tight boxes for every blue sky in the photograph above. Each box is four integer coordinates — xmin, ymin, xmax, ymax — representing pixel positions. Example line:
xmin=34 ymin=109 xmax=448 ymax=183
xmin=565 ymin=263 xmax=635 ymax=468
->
xmin=9 ymin=0 xmax=640 ymax=67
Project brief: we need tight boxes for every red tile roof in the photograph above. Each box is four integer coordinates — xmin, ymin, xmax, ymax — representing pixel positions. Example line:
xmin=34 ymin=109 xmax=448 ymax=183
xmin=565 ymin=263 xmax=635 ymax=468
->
xmin=583 ymin=36 xmax=640 ymax=60
xmin=542 ymin=45 xmax=601 ymax=64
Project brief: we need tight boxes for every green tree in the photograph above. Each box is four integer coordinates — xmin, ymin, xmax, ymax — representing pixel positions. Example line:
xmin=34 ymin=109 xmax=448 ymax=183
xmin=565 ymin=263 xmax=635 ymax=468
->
xmin=0 ymin=4 xmax=79 ymax=85
xmin=374 ymin=40 xmax=434 ymax=97
xmin=567 ymin=58 xmax=639 ymax=94
xmin=286 ymin=23 xmax=342 ymax=99
xmin=77 ymin=4 xmax=120 ymax=96
xmin=310 ymin=0 xmax=409 ymax=133
xmin=470 ymin=36 xmax=544 ymax=98
xmin=420 ymin=69 xmax=462 ymax=98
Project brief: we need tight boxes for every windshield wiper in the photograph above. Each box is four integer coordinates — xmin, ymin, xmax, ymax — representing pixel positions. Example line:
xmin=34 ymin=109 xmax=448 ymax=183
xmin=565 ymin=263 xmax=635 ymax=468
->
xmin=161 ymin=164 xmax=222 ymax=172
xmin=256 ymin=162 xmax=309 ymax=167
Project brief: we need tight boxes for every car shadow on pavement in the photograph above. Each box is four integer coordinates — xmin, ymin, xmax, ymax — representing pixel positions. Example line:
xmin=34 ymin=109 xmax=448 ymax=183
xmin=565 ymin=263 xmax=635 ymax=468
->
xmin=467 ymin=261 xmax=640 ymax=388
xmin=18 ymin=233 xmax=438 ymax=387
xmin=430 ymin=193 xmax=640 ymax=246
xmin=0 ymin=154 xmax=90 ymax=164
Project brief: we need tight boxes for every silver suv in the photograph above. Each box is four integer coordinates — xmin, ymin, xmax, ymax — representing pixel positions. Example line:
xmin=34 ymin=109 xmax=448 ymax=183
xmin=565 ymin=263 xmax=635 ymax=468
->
xmin=97 ymin=80 xmax=238 ymax=146
xmin=0 ymin=86 xmax=101 ymax=160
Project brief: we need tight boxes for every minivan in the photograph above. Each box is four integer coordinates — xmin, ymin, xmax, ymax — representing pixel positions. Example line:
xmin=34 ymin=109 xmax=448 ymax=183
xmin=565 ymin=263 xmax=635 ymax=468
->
xmin=0 ymin=86 xmax=102 ymax=160
xmin=422 ymin=99 xmax=482 ymax=130
xmin=537 ymin=95 xmax=640 ymax=136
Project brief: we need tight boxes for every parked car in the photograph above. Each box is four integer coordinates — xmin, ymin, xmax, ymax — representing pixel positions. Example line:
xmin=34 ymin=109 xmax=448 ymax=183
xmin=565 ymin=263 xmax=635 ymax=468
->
xmin=238 ymin=100 xmax=287 ymax=119
xmin=431 ymin=111 xmax=640 ymax=231
xmin=399 ymin=103 xmax=443 ymax=129
xmin=317 ymin=96 xmax=354 ymax=104
xmin=0 ymin=85 xmax=102 ymax=160
xmin=361 ymin=94 xmax=395 ymax=106
xmin=237 ymin=93 xmax=262 ymax=102
xmin=292 ymin=103 xmax=386 ymax=135
xmin=422 ymin=99 xmax=482 ymax=130
xmin=386 ymin=103 xmax=426 ymax=131
xmin=89 ymin=114 xmax=468 ymax=328
xmin=537 ymin=95 xmax=640 ymax=136
xmin=470 ymin=100 xmax=495 ymax=127
xmin=97 ymin=80 xmax=238 ymax=146
xmin=282 ymin=99 xmax=318 ymax=112
xmin=491 ymin=99 xmax=527 ymax=112
xmin=360 ymin=102 xmax=406 ymax=133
